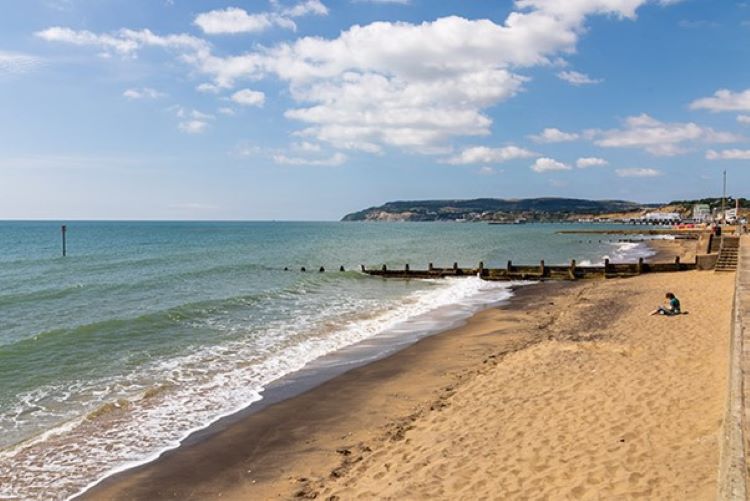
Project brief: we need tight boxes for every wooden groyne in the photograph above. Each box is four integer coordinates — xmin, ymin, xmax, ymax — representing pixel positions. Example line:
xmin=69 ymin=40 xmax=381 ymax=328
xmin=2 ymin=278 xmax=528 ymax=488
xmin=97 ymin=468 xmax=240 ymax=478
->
xmin=361 ymin=257 xmax=695 ymax=281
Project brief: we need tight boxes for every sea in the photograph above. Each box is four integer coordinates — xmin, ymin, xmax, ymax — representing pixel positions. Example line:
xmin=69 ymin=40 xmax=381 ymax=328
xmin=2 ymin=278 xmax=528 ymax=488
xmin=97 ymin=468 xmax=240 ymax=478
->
xmin=0 ymin=221 xmax=655 ymax=500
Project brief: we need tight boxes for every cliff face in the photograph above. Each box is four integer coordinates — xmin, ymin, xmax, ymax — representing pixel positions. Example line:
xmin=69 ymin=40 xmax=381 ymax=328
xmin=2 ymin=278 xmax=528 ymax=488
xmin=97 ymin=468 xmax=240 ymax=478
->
xmin=342 ymin=198 xmax=651 ymax=222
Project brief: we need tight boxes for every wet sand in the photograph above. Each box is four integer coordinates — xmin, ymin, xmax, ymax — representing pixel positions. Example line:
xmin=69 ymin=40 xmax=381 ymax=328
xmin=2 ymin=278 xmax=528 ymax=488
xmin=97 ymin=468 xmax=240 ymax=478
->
xmin=82 ymin=240 xmax=733 ymax=500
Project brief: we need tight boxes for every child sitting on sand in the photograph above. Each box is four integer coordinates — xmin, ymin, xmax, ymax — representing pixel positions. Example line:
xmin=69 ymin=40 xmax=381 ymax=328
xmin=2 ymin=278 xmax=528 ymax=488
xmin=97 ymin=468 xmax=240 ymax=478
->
xmin=650 ymin=292 xmax=681 ymax=316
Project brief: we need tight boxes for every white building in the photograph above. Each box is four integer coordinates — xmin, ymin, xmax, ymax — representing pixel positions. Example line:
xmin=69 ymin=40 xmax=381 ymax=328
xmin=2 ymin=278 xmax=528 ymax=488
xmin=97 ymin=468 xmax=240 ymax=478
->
xmin=643 ymin=212 xmax=681 ymax=222
xmin=692 ymin=204 xmax=711 ymax=221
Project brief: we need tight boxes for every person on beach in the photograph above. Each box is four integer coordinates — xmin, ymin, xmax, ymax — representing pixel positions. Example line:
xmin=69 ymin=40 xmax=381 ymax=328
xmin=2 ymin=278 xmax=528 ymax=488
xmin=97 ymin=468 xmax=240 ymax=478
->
xmin=650 ymin=292 xmax=681 ymax=316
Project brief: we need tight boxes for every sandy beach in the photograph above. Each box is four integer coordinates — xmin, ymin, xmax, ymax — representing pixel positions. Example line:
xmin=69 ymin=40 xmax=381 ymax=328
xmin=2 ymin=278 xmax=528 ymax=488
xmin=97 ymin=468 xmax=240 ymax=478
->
xmin=82 ymin=239 xmax=736 ymax=500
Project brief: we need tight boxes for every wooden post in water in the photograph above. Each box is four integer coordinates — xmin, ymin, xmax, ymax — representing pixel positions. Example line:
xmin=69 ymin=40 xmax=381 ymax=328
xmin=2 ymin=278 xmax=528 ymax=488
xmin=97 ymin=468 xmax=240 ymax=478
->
xmin=340 ymin=266 xmax=345 ymax=272
xmin=319 ymin=266 xmax=325 ymax=273
xmin=569 ymin=259 xmax=576 ymax=280
xmin=405 ymin=263 xmax=410 ymax=272
xmin=604 ymin=258 xmax=610 ymax=276
xmin=428 ymin=262 xmax=434 ymax=271
xmin=382 ymin=264 xmax=387 ymax=272
xmin=360 ymin=265 xmax=366 ymax=272
xmin=507 ymin=260 xmax=513 ymax=273
xmin=637 ymin=257 xmax=644 ymax=275
xmin=478 ymin=261 xmax=484 ymax=276
xmin=539 ymin=260 xmax=545 ymax=277
xmin=61 ymin=225 xmax=67 ymax=257
xmin=453 ymin=262 xmax=458 ymax=271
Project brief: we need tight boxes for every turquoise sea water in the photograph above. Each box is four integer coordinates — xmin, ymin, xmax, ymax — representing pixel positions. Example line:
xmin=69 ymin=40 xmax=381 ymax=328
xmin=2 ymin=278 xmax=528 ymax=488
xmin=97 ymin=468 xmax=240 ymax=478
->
xmin=0 ymin=221 xmax=652 ymax=499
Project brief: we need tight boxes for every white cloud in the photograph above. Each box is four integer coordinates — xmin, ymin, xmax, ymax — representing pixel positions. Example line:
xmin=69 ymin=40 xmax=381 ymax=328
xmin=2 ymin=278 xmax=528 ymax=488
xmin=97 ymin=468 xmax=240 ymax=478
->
xmin=706 ymin=149 xmax=750 ymax=160
xmin=0 ymin=51 xmax=42 ymax=74
xmin=273 ymin=152 xmax=347 ymax=166
xmin=444 ymin=146 xmax=536 ymax=165
xmin=123 ymin=87 xmax=165 ymax=99
xmin=196 ymin=83 xmax=221 ymax=94
xmin=231 ymin=89 xmax=266 ymax=107
xmin=218 ymin=107 xmax=236 ymax=116
xmin=35 ymin=26 xmax=208 ymax=57
xmin=194 ymin=8 xmax=276 ymax=34
xmin=529 ymin=127 xmax=579 ymax=143
xmin=593 ymin=114 xmax=740 ymax=156
xmin=737 ymin=114 xmax=750 ymax=125
xmin=186 ymin=1 xmax=682 ymax=152
xmin=531 ymin=157 xmax=571 ymax=173
xmin=194 ymin=1 xmax=328 ymax=35
xmin=557 ymin=70 xmax=602 ymax=86
xmin=37 ymin=0 xmax=683 ymax=155
xmin=690 ymin=88 xmax=750 ymax=112
xmin=178 ymin=120 xmax=209 ymax=134
xmin=615 ymin=167 xmax=662 ymax=177
xmin=576 ymin=157 xmax=608 ymax=168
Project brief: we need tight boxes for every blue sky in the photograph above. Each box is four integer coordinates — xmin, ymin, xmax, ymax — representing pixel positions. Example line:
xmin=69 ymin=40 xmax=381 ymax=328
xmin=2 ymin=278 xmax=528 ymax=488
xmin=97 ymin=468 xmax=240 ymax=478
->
xmin=0 ymin=0 xmax=749 ymax=220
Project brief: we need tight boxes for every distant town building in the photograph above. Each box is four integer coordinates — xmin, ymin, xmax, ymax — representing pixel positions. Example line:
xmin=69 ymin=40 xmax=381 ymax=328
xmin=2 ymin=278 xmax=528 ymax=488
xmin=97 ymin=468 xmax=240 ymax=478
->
xmin=643 ymin=212 xmax=681 ymax=222
xmin=692 ymin=204 xmax=711 ymax=221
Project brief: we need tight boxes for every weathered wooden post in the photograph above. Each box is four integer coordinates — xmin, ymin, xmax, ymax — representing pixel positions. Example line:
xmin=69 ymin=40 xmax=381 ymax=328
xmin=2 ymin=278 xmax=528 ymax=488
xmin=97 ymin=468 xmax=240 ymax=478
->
xmin=340 ymin=265 xmax=345 ymax=272
xmin=637 ymin=257 xmax=644 ymax=275
xmin=603 ymin=258 xmax=610 ymax=276
xmin=428 ymin=262 xmax=434 ymax=271
xmin=405 ymin=263 xmax=410 ymax=272
xmin=478 ymin=261 xmax=484 ymax=276
xmin=301 ymin=266 xmax=306 ymax=272
xmin=360 ymin=265 xmax=366 ymax=272
xmin=539 ymin=260 xmax=545 ymax=277
xmin=319 ymin=266 xmax=325 ymax=273
xmin=507 ymin=260 xmax=513 ymax=273
xmin=674 ymin=256 xmax=680 ymax=265
xmin=382 ymin=264 xmax=387 ymax=272
xmin=61 ymin=225 xmax=67 ymax=257
xmin=569 ymin=259 xmax=577 ymax=280
xmin=284 ymin=267 xmax=289 ymax=271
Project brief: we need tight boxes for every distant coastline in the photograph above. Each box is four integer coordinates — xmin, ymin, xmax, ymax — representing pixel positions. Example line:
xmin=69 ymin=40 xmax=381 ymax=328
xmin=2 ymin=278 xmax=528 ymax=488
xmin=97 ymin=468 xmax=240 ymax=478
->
xmin=342 ymin=196 xmax=748 ymax=223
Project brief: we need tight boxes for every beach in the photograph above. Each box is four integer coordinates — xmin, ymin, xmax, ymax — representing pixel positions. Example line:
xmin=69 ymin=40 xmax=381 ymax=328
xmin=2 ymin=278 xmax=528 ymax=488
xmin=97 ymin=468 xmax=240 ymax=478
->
xmin=82 ymin=239 xmax=735 ymax=500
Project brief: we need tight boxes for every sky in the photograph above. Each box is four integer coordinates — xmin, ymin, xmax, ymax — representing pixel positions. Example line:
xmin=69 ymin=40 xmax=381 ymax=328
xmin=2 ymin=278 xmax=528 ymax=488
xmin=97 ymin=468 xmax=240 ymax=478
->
xmin=0 ymin=0 xmax=749 ymax=220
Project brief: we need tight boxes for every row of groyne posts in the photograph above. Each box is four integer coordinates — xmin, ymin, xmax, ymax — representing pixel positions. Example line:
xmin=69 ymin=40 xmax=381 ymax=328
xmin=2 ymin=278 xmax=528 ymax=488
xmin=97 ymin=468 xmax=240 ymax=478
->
xmin=360 ymin=257 xmax=695 ymax=281
xmin=284 ymin=258 xmax=694 ymax=281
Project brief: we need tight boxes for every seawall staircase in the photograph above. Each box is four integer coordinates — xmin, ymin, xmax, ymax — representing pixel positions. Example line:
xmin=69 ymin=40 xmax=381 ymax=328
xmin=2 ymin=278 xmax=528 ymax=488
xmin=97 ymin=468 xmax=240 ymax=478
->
xmin=716 ymin=236 xmax=740 ymax=272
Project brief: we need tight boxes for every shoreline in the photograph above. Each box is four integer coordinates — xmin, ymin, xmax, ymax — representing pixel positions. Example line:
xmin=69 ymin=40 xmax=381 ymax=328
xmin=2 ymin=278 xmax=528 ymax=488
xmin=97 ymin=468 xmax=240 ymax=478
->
xmin=79 ymin=237 xmax=705 ymax=500
xmin=79 ymin=281 xmax=565 ymax=500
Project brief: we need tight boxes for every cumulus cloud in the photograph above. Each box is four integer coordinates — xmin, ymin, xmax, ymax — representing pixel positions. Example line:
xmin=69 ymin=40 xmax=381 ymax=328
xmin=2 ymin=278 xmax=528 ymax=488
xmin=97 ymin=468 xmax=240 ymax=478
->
xmin=0 ymin=51 xmax=42 ymax=74
xmin=690 ymin=88 xmax=750 ymax=112
xmin=443 ymin=146 xmax=536 ymax=165
xmin=123 ymin=87 xmax=165 ymax=99
xmin=737 ymin=115 xmax=750 ymax=125
xmin=529 ymin=127 xmax=579 ymax=143
xmin=194 ymin=1 xmax=328 ymax=35
xmin=273 ymin=152 xmax=347 ymax=166
xmin=593 ymin=113 xmax=740 ymax=156
xmin=615 ymin=168 xmax=662 ymax=177
xmin=706 ymin=149 xmax=750 ymax=160
xmin=231 ymin=89 xmax=266 ymax=107
xmin=531 ymin=157 xmax=571 ymax=173
xmin=557 ymin=70 xmax=602 ymax=86
xmin=37 ymin=0 xmax=684 ymax=154
xmin=576 ymin=157 xmax=608 ymax=168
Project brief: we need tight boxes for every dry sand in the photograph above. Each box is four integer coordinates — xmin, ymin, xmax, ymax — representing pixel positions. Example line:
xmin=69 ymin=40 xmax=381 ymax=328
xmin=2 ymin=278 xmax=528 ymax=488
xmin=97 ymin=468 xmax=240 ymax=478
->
xmin=83 ymin=246 xmax=734 ymax=500
xmin=319 ymin=271 xmax=734 ymax=500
